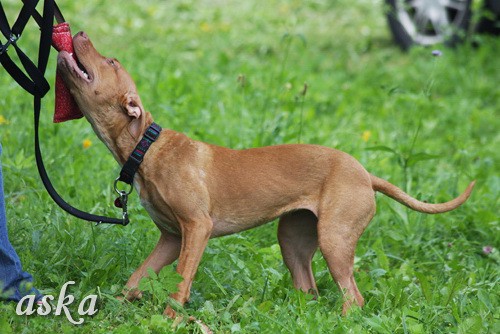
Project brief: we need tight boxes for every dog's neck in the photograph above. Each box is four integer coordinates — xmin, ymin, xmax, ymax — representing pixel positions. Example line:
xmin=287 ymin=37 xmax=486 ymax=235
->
xmin=92 ymin=111 xmax=154 ymax=166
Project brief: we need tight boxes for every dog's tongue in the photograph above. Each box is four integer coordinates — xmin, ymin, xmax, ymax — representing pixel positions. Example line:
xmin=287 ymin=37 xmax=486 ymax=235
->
xmin=52 ymin=22 xmax=84 ymax=123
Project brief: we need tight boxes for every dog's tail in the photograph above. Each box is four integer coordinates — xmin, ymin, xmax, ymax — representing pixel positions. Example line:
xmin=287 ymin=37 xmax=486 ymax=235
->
xmin=370 ymin=174 xmax=475 ymax=214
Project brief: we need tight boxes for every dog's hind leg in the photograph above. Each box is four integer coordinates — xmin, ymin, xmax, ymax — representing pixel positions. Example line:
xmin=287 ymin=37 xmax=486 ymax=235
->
xmin=317 ymin=188 xmax=375 ymax=315
xmin=278 ymin=209 xmax=319 ymax=294
xmin=122 ymin=231 xmax=181 ymax=301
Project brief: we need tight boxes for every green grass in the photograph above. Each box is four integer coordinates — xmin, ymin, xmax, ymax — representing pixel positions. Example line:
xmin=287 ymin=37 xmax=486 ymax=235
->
xmin=0 ymin=0 xmax=498 ymax=333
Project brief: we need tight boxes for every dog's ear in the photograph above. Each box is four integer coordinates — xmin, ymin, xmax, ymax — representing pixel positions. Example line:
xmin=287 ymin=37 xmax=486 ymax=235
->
xmin=122 ymin=92 xmax=145 ymax=140
xmin=124 ymin=92 xmax=143 ymax=119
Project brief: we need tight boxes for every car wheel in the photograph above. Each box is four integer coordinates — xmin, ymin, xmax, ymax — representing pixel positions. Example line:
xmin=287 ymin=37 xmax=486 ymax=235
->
xmin=386 ymin=0 xmax=472 ymax=50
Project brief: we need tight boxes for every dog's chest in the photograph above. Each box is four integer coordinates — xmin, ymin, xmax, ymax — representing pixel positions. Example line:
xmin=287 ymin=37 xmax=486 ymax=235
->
xmin=134 ymin=178 xmax=181 ymax=234
xmin=140 ymin=197 xmax=181 ymax=235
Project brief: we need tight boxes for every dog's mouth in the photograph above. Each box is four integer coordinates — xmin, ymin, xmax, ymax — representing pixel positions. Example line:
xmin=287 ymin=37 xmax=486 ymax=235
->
xmin=58 ymin=50 xmax=93 ymax=83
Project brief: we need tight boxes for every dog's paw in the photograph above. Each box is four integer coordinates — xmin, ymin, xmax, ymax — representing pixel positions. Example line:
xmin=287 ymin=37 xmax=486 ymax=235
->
xmin=168 ymin=311 xmax=213 ymax=334
xmin=118 ymin=288 xmax=142 ymax=302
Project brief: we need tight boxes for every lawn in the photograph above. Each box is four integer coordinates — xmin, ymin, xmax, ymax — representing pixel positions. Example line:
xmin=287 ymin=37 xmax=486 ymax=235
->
xmin=0 ymin=0 xmax=498 ymax=333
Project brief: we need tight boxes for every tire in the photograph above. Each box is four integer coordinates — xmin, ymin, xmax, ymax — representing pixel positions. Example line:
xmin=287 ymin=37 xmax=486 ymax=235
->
xmin=476 ymin=0 xmax=500 ymax=35
xmin=385 ymin=0 xmax=472 ymax=50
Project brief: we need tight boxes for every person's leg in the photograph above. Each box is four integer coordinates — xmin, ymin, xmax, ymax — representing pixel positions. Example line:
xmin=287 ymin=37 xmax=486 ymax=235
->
xmin=0 ymin=144 xmax=42 ymax=302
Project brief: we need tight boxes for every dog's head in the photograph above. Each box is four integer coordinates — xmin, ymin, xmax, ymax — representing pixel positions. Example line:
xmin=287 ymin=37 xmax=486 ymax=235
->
xmin=57 ymin=31 xmax=146 ymax=140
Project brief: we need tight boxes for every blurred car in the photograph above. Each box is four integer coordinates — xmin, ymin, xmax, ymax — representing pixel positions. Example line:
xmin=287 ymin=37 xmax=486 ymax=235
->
xmin=386 ymin=0 xmax=500 ymax=50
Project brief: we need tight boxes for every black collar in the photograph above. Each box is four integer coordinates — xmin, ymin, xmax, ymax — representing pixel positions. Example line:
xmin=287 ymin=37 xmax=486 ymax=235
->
xmin=118 ymin=122 xmax=162 ymax=185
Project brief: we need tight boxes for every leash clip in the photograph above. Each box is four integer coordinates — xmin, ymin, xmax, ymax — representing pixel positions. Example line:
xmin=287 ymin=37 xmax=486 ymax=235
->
xmin=0 ymin=33 xmax=20 ymax=55
xmin=113 ymin=190 xmax=129 ymax=223
xmin=113 ymin=177 xmax=132 ymax=225
xmin=119 ymin=191 xmax=129 ymax=222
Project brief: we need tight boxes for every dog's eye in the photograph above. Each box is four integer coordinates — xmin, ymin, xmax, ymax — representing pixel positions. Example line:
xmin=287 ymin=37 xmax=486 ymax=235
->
xmin=107 ymin=58 xmax=118 ymax=67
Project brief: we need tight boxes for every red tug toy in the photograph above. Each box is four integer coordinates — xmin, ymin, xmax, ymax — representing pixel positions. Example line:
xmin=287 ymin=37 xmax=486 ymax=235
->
xmin=51 ymin=22 xmax=83 ymax=123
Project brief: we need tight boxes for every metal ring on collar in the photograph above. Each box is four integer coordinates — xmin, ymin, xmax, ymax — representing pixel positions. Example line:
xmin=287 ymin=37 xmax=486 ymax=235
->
xmin=114 ymin=177 xmax=133 ymax=195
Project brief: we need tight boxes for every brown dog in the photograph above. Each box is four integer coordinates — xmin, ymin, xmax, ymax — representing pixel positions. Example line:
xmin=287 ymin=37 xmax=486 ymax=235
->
xmin=57 ymin=32 xmax=475 ymax=316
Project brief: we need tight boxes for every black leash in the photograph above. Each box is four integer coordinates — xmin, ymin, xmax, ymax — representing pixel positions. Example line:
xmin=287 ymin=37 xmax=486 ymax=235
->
xmin=0 ymin=0 xmax=129 ymax=225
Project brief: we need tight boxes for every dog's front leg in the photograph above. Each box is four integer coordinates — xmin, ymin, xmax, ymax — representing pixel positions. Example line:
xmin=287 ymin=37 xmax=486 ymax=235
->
xmin=164 ymin=217 xmax=213 ymax=318
xmin=122 ymin=231 xmax=181 ymax=301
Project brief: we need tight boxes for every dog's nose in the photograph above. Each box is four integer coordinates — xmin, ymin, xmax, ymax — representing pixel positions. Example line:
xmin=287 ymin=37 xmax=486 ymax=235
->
xmin=76 ymin=31 xmax=89 ymax=40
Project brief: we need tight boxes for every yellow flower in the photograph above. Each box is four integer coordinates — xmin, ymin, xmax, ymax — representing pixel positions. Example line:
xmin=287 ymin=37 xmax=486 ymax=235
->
xmin=82 ymin=139 xmax=92 ymax=149
xmin=0 ymin=115 xmax=10 ymax=125
xmin=200 ymin=22 xmax=212 ymax=33
xmin=361 ymin=130 xmax=372 ymax=142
